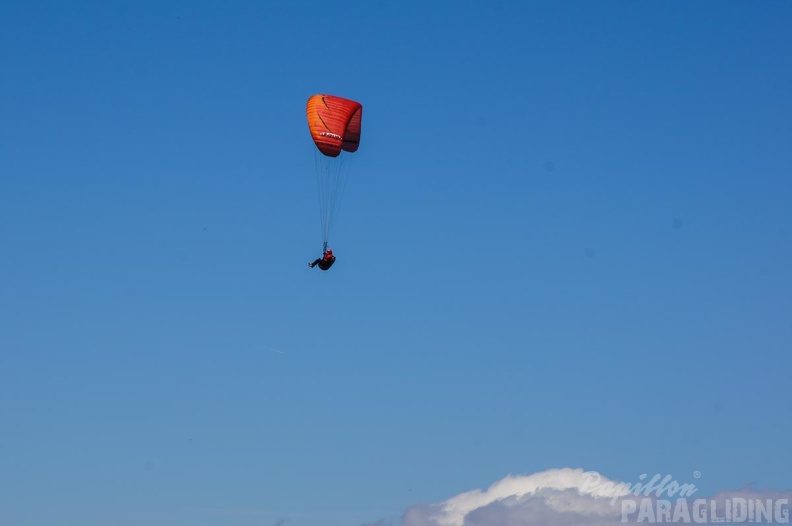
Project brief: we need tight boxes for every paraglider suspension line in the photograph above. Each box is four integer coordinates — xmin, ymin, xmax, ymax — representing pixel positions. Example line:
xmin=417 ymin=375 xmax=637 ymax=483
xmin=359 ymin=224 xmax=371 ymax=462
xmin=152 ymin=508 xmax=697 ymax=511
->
xmin=314 ymin=148 xmax=354 ymax=247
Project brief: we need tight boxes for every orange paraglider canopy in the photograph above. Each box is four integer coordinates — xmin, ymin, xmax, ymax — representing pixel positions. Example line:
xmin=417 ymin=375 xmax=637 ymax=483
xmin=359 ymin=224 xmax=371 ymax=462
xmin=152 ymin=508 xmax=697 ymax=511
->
xmin=306 ymin=95 xmax=363 ymax=157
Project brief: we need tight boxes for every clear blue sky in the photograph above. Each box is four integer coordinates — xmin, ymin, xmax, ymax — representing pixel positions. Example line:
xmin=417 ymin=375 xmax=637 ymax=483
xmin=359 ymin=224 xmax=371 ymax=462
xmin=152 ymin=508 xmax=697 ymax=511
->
xmin=1 ymin=1 xmax=790 ymax=525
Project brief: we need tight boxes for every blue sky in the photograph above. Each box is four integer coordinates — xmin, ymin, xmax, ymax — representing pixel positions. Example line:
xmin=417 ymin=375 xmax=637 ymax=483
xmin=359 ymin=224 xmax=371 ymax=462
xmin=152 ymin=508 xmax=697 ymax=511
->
xmin=1 ymin=1 xmax=790 ymax=525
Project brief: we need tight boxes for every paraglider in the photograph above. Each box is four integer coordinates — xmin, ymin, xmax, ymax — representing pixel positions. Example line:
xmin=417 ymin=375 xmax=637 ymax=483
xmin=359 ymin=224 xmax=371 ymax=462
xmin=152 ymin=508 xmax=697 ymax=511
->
xmin=308 ymin=248 xmax=335 ymax=270
xmin=306 ymin=94 xmax=362 ymax=271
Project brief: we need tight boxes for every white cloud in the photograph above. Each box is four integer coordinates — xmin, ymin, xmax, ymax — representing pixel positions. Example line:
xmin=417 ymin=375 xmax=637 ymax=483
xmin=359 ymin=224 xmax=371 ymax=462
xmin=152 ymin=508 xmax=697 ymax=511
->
xmin=403 ymin=468 xmax=628 ymax=526
xmin=401 ymin=468 xmax=791 ymax=526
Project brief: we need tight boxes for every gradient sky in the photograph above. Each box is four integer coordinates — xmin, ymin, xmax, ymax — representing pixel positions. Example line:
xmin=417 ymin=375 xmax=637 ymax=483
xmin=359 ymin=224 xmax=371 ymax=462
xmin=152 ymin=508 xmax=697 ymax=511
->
xmin=1 ymin=1 xmax=791 ymax=526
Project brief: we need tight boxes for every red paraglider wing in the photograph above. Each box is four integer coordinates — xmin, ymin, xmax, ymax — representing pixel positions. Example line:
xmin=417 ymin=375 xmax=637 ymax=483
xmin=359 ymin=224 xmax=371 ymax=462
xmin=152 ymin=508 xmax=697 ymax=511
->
xmin=306 ymin=94 xmax=363 ymax=157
